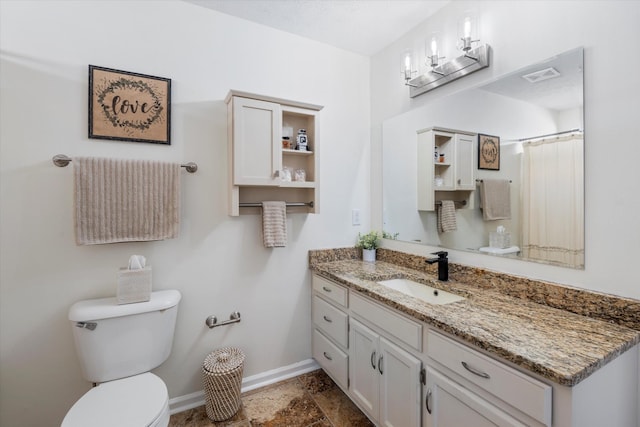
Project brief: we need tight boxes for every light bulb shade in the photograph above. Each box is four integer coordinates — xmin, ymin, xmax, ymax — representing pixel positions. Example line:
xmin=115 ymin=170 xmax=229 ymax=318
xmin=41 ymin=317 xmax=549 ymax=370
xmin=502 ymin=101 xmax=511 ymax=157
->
xmin=430 ymin=36 xmax=439 ymax=56
xmin=401 ymin=49 xmax=415 ymax=80
xmin=426 ymin=33 xmax=443 ymax=68
xmin=464 ymin=17 xmax=472 ymax=38
xmin=458 ymin=12 xmax=479 ymax=52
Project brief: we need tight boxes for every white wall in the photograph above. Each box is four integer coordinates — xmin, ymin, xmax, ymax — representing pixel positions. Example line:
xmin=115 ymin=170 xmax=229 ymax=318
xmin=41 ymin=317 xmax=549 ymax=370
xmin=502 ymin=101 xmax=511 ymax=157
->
xmin=0 ymin=1 xmax=371 ymax=425
xmin=372 ymin=0 xmax=640 ymax=299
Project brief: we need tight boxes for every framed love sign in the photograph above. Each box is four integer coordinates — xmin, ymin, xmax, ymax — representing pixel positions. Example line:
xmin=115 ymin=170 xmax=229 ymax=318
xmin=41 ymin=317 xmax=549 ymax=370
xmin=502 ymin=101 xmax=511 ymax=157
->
xmin=89 ymin=65 xmax=171 ymax=144
xmin=478 ymin=133 xmax=500 ymax=170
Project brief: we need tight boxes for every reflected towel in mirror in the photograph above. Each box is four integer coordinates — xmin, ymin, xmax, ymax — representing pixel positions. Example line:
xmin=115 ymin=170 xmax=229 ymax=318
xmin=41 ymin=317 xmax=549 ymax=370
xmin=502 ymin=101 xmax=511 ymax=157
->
xmin=437 ymin=200 xmax=457 ymax=233
xmin=479 ymin=179 xmax=511 ymax=220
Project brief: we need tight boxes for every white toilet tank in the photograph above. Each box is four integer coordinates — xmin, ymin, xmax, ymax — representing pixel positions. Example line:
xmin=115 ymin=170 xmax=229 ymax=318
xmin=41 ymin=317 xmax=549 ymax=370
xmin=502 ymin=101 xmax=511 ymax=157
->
xmin=68 ymin=290 xmax=181 ymax=383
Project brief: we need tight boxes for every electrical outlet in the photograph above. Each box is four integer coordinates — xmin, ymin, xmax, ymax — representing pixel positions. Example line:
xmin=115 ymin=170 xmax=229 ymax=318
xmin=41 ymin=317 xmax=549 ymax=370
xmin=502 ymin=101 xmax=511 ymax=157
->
xmin=352 ymin=209 xmax=361 ymax=226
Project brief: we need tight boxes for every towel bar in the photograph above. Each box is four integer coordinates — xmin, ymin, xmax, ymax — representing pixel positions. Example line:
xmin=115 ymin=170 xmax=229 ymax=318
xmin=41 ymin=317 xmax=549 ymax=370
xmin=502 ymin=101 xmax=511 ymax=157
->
xmin=436 ymin=200 xmax=466 ymax=207
xmin=476 ymin=179 xmax=511 ymax=183
xmin=52 ymin=154 xmax=198 ymax=173
xmin=239 ymin=201 xmax=314 ymax=208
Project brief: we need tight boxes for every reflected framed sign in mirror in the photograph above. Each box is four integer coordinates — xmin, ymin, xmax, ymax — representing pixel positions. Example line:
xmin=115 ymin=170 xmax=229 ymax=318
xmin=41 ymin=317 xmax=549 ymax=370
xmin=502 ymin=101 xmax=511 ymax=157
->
xmin=382 ymin=47 xmax=584 ymax=269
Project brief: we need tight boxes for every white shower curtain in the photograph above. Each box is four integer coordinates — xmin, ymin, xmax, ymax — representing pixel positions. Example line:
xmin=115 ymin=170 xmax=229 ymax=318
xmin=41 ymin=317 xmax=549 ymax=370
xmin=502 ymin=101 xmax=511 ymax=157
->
xmin=521 ymin=133 xmax=584 ymax=267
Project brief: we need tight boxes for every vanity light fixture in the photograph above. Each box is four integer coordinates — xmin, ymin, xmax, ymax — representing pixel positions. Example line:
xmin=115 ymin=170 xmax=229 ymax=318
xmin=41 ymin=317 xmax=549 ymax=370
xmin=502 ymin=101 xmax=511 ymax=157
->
xmin=404 ymin=13 xmax=490 ymax=98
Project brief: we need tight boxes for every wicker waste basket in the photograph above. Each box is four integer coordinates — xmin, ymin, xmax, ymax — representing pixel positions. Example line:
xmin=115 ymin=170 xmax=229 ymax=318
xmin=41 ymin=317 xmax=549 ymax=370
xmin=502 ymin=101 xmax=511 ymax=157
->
xmin=202 ymin=347 xmax=245 ymax=421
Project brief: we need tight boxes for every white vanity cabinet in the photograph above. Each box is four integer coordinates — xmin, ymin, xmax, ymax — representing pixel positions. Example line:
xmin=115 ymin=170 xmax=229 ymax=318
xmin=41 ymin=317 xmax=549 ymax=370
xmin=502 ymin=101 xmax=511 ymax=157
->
xmin=311 ymin=274 xmax=423 ymax=427
xmin=226 ymin=90 xmax=322 ymax=216
xmin=312 ymin=273 xmax=640 ymax=427
xmin=349 ymin=292 xmax=423 ymax=427
xmin=424 ymin=330 xmax=551 ymax=427
xmin=417 ymin=127 xmax=476 ymax=211
xmin=424 ymin=367 xmax=528 ymax=427
xmin=311 ymin=275 xmax=349 ymax=390
xmin=350 ymin=318 xmax=422 ymax=427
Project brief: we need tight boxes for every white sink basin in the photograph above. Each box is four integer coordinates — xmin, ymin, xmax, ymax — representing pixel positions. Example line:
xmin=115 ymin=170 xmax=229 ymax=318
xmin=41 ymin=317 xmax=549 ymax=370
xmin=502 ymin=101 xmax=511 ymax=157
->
xmin=378 ymin=279 xmax=465 ymax=305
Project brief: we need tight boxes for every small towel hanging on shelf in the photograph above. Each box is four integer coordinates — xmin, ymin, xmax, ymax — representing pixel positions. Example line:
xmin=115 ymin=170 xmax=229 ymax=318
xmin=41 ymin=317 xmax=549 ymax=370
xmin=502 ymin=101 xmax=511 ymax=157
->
xmin=261 ymin=201 xmax=287 ymax=248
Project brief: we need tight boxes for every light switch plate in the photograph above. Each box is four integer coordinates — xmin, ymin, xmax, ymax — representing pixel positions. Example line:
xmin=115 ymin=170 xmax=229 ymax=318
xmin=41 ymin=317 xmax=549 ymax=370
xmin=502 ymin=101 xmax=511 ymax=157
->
xmin=352 ymin=209 xmax=361 ymax=226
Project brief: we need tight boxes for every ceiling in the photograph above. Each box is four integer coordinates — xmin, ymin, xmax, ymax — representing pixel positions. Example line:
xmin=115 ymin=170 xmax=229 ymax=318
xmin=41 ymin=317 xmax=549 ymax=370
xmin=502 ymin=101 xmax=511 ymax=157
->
xmin=479 ymin=48 xmax=584 ymax=112
xmin=182 ymin=0 xmax=450 ymax=56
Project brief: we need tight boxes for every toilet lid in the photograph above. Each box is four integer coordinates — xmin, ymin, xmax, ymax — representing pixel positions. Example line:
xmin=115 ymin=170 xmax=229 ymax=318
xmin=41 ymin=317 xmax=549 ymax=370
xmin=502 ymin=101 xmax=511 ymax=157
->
xmin=62 ymin=373 xmax=168 ymax=427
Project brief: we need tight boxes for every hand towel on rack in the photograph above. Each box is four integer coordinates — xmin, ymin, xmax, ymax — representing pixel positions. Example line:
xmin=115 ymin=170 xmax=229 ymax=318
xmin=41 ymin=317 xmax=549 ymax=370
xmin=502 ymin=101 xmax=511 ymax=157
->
xmin=73 ymin=157 xmax=180 ymax=245
xmin=479 ymin=179 xmax=511 ymax=220
xmin=437 ymin=200 xmax=457 ymax=233
xmin=262 ymin=201 xmax=287 ymax=248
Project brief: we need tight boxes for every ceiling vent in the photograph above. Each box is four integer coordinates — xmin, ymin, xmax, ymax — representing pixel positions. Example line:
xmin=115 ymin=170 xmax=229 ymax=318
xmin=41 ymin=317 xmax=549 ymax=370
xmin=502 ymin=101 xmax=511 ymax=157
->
xmin=522 ymin=67 xmax=561 ymax=83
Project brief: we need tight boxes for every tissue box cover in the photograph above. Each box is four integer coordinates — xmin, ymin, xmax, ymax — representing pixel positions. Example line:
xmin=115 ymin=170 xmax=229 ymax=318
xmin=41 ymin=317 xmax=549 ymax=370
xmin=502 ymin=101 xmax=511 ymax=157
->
xmin=117 ymin=267 xmax=152 ymax=304
xmin=489 ymin=232 xmax=511 ymax=249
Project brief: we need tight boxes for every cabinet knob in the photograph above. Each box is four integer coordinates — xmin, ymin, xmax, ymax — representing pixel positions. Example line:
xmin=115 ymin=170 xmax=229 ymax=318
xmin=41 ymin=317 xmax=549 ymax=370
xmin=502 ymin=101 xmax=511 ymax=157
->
xmin=323 ymin=315 xmax=332 ymax=323
xmin=378 ymin=355 xmax=384 ymax=375
xmin=370 ymin=351 xmax=377 ymax=369
xmin=323 ymin=352 xmax=333 ymax=361
xmin=322 ymin=286 xmax=332 ymax=293
xmin=457 ymin=179 xmax=461 ymax=185
xmin=426 ymin=388 xmax=432 ymax=414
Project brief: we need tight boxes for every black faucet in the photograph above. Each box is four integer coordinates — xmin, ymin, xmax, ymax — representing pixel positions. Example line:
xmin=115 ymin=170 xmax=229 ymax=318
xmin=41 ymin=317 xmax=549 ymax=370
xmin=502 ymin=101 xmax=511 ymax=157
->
xmin=426 ymin=251 xmax=448 ymax=281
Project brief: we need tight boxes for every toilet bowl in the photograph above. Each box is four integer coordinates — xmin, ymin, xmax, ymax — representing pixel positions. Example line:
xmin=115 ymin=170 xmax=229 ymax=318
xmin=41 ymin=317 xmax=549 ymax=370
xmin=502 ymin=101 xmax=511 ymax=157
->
xmin=61 ymin=373 xmax=169 ymax=427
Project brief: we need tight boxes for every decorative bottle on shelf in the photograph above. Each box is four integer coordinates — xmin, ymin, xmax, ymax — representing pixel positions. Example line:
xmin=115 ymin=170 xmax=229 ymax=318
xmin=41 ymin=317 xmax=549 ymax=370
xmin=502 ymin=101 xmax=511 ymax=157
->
xmin=296 ymin=129 xmax=308 ymax=151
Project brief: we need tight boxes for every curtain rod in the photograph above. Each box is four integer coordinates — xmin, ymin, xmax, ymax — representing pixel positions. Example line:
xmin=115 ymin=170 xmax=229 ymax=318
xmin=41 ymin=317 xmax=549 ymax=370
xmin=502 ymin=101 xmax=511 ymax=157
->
xmin=517 ymin=128 xmax=582 ymax=142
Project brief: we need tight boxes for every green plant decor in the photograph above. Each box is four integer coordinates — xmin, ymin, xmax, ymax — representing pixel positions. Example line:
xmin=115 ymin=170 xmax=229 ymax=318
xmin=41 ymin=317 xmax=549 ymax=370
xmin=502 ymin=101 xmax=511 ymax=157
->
xmin=356 ymin=231 xmax=381 ymax=250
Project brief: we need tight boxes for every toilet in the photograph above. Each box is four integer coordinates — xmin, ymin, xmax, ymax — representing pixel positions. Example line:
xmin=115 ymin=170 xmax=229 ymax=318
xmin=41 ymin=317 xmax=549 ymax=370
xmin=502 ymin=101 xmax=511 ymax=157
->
xmin=62 ymin=290 xmax=181 ymax=427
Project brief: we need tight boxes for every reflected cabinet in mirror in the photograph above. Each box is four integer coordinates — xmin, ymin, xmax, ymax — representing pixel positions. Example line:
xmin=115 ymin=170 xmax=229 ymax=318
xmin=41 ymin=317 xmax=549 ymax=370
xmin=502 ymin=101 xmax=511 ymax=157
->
xmin=382 ymin=47 xmax=584 ymax=269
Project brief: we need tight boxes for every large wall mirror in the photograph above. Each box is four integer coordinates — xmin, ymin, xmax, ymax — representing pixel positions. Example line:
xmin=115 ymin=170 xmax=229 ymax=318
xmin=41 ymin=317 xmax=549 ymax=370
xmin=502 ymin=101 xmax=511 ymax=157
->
xmin=382 ymin=47 xmax=584 ymax=269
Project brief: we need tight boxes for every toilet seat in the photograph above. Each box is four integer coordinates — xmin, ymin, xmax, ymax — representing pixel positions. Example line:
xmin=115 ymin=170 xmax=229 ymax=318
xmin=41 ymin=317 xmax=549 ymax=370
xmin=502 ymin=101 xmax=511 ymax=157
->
xmin=62 ymin=373 xmax=169 ymax=427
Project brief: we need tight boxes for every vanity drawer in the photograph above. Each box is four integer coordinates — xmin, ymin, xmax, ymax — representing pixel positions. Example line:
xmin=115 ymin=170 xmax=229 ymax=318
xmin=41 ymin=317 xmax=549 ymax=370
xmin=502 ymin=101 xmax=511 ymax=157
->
xmin=313 ymin=275 xmax=348 ymax=308
xmin=350 ymin=292 xmax=422 ymax=351
xmin=427 ymin=330 xmax=552 ymax=426
xmin=313 ymin=329 xmax=348 ymax=390
xmin=313 ymin=296 xmax=348 ymax=348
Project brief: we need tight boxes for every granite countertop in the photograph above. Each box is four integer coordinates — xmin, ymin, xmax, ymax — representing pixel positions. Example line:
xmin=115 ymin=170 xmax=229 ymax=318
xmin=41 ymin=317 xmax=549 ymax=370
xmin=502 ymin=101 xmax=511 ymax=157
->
xmin=310 ymin=255 xmax=640 ymax=387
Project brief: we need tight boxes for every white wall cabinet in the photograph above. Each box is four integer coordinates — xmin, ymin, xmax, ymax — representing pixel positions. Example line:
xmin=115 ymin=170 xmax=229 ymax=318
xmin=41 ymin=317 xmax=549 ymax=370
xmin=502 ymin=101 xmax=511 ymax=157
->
xmin=226 ymin=90 xmax=322 ymax=215
xmin=350 ymin=318 xmax=422 ymax=427
xmin=417 ymin=127 xmax=476 ymax=211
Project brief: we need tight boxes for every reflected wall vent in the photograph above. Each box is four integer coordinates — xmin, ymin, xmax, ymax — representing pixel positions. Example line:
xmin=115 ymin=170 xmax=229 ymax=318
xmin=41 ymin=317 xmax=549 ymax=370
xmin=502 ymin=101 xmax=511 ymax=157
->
xmin=522 ymin=67 xmax=560 ymax=83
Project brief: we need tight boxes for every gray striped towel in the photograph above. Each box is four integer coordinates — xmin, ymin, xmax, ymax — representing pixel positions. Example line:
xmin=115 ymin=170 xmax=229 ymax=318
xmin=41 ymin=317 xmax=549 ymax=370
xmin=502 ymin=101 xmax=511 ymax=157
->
xmin=74 ymin=157 xmax=180 ymax=245
xmin=437 ymin=200 xmax=457 ymax=233
xmin=262 ymin=201 xmax=287 ymax=247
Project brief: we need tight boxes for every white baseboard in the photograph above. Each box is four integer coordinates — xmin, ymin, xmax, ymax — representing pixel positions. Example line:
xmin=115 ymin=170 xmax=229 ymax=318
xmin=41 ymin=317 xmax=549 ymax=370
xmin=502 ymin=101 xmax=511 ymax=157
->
xmin=168 ymin=358 xmax=320 ymax=415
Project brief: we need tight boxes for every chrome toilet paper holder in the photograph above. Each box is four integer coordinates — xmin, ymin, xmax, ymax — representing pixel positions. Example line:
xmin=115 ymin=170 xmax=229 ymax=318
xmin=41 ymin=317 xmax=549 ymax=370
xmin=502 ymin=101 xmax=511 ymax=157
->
xmin=205 ymin=311 xmax=241 ymax=329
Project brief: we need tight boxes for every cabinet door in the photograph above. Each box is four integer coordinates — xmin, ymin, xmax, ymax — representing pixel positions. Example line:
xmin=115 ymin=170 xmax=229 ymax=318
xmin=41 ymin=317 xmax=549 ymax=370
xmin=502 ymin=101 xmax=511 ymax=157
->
xmin=349 ymin=319 xmax=379 ymax=420
xmin=424 ymin=367 xmax=526 ymax=427
xmin=232 ymin=97 xmax=282 ymax=186
xmin=379 ymin=337 xmax=422 ymax=427
xmin=417 ymin=130 xmax=436 ymax=211
xmin=454 ymin=134 xmax=475 ymax=190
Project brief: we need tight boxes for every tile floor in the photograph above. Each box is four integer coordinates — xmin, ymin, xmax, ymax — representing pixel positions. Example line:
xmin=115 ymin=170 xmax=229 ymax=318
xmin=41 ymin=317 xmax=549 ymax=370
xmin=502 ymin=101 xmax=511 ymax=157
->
xmin=169 ymin=369 xmax=374 ymax=427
